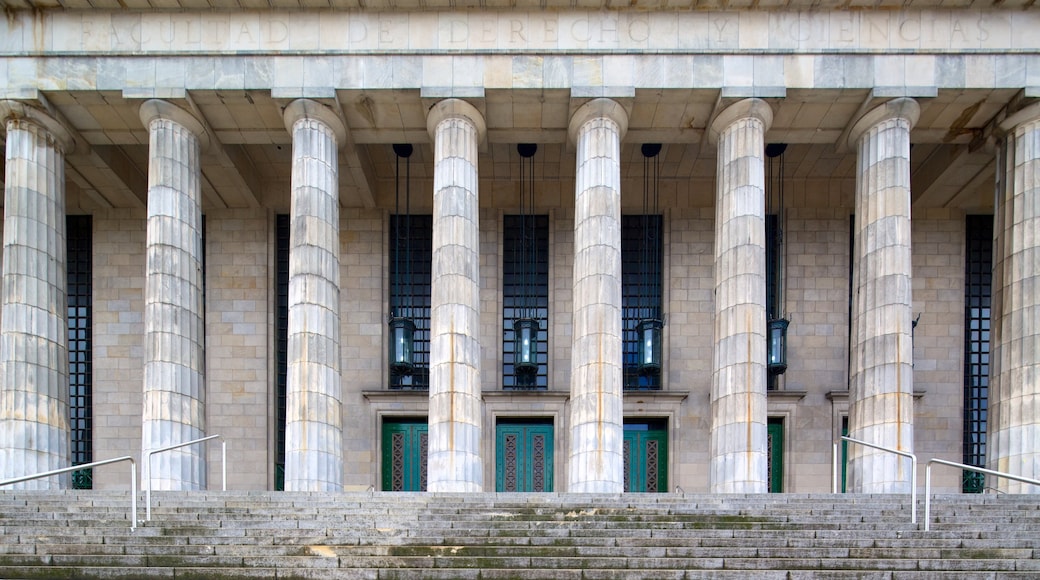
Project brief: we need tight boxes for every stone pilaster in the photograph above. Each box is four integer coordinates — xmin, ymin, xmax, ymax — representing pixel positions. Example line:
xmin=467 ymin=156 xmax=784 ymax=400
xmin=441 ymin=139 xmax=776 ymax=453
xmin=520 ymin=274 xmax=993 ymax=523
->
xmin=846 ymin=98 xmax=919 ymax=494
xmin=988 ymin=103 xmax=1040 ymax=493
xmin=707 ymin=98 xmax=773 ymax=494
xmin=282 ymin=99 xmax=347 ymax=492
xmin=139 ymin=100 xmax=208 ymax=490
xmin=0 ymin=102 xmax=74 ymax=489
xmin=426 ymin=99 xmax=486 ymax=492
xmin=566 ymin=98 xmax=628 ymax=494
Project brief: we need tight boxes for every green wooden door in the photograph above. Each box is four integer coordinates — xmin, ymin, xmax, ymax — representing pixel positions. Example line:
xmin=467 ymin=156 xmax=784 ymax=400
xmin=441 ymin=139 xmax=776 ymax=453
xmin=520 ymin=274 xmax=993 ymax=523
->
xmin=382 ymin=419 xmax=428 ymax=491
xmin=768 ymin=418 xmax=784 ymax=493
xmin=624 ymin=422 xmax=668 ymax=493
xmin=496 ymin=422 xmax=553 ymax=492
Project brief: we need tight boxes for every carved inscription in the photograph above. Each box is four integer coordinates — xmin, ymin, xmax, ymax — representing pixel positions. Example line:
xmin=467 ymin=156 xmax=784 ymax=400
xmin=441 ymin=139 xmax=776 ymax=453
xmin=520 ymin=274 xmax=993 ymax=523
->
xmin=27 ymin=10 xmax=1032 ymax=54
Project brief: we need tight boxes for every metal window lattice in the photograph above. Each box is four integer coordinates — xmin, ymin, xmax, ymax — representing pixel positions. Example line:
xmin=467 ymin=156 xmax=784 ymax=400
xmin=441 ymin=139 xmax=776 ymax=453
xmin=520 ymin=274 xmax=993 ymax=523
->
xmin=503 ymin=215 xmax=549 ymax=389
xmin=389 ymin=215 xmax=432 ymax=389
xmin=532 ymin=435 xmax=545 ymax=492
xmin=963 ymin=215 xmax=992 ymax=493
xmin=391 ymin=433 xmax=405 ymax=491
xmin=67 ymin=216 xmax=93 ymax=489
xmin=622 ymin=215 xmax=663 ymax=390
xmin=504 ymin=434 xmax=518 ymax=492
xmin=275 ymin=214 xmax=289 ymax=490
xmin=646 ymin=440 xmax=659 ymax=492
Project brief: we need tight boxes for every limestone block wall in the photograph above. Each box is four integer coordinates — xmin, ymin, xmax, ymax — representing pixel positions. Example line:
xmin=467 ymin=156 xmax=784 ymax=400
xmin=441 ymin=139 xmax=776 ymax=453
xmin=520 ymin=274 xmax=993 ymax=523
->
xmin=911 ymin=210 xmax=966 ymax=492
xmin=782 ymin=206 xmax=852 ymax=493
xmin=340 ymin=208 xmax=384 ymax=490
xmin=91 ymin=209 xmax=146 ymax=490
xmin=551 ymin=208 xmax=574 ymax=393
xmin=203 ymin=209 xmax=271 ymax=491
xmin=663 ymin=207 xmax=714 ymax=492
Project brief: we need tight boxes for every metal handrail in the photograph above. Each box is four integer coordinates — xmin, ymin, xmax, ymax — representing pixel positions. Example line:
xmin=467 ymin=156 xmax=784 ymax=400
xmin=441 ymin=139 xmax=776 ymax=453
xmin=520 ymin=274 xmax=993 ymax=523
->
xmin=0 ymin=456 xmax=138 ymax=531
xmin=835 ymin=436 xmax=917 ymax=524
xmin=924 ymin=458 xmax=1040 ymax=532
xmin=144 ymin=434 xmax=226 ymax=521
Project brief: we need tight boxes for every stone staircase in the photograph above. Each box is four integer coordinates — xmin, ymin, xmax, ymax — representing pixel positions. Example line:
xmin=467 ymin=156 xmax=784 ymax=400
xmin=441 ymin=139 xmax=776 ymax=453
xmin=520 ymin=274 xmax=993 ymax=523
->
xmin=1 ymin=490 xmax=1039 ymax=579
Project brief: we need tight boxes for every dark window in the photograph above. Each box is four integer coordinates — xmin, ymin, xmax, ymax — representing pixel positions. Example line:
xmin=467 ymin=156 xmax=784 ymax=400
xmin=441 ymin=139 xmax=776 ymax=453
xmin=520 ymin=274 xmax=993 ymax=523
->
xmin=389 ymin=214 xmax=432 ymax=390
xmin=623 ymin=214 xmax=663 ymax=390
xmin=67 ymin=215 xmax=93 ymax=489
xmin=963 ymin=215 xmax=992 ymax=493
xmin=503 ymin=214 xmax=549 ymax=389
xmin=275 ymin=214 xmax=289 ymax=491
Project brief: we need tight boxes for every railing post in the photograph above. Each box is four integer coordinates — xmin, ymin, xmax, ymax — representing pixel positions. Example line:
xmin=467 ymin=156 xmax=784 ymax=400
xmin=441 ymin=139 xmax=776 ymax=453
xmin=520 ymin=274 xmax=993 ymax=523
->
xmin=143 ymin=434 xmax=227 ymax=522
xmin=832 ymin=443 xmax=839 ymax=494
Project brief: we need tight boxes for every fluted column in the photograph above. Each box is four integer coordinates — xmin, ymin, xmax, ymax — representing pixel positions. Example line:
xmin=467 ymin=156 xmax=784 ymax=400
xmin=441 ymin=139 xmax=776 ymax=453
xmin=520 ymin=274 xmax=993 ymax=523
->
xmin=139 ymin=100 xmax=208 ymax=490
xmin=426 ymin=99 xmax=486 ymax=492
xmin=846 ymin=98 xmax=919 ymax=494
xmin=0 ymin=102 xmax=74 ymax=489
xmin=707 ymin=98 xmax=773 ymax=494
xmin=988 ymin=103 xmax=1040 ymax=493
xmin=282 ymin=99 xmax=346 ymax=492
xmin=567 ymin=98 xmax=628 ymax=493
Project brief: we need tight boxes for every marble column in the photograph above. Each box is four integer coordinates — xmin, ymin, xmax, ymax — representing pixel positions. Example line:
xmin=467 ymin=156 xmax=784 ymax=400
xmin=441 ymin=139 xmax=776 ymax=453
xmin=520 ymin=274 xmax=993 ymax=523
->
xmin=426 ymin=99 xmax=486 ymax=492
xmin=282 ymin=99 xmax=347 ymax=492
xmin=988 ymin=103 xmax=1040 ymax=493
xmin=567 ymin=98 xmax=628 ymax=493
xmin=0 ymin=101 xmax=74 ymax=489
xmin=139 ymin=100 xmax=208 ymax=490
xmin=846 ymin=98 xmax=919 ymax=494
xmin=707 ymin=98 xmax=773 ymax=494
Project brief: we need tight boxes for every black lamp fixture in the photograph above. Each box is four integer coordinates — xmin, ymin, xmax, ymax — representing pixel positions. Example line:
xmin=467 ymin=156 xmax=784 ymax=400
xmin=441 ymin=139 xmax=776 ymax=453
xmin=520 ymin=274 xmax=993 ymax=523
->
xmin=765 ymin=142 xmax=789 ymax=376
xmin=388 ymin=143 xmax=416 ymax=376
xmin=638 ymin=143 xmax=663 ymax=377
xmin=513 ymin=143 xmax=539 ymax=383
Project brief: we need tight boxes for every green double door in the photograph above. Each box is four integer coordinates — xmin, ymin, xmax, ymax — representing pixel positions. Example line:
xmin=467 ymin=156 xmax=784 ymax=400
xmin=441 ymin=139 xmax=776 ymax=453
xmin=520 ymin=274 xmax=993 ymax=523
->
xmin=495 ymin=421 xmax=554 ymax=492
xmin=382 ymin=419 xmax=428 ymax=491
xmin=623 ymin=422 xmax=668 ymax=493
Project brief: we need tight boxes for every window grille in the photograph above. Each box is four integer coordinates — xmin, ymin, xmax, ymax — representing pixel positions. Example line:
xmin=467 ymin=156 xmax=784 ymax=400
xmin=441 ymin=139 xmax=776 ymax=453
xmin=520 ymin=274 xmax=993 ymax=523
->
xmin=503 ymin=214 xmax=549 ymax=389
xmin=389 ymin=215 xmax=432 ymax=389
xmin=67 ymin=215 xmax=93 ymax=489
xmin=275 ymin=214 xmax=289 ymax=490
xmin=622 ymin=215 xmax=663 ymax=390
xmin=962 ymin=215 xmax=992 ymax=493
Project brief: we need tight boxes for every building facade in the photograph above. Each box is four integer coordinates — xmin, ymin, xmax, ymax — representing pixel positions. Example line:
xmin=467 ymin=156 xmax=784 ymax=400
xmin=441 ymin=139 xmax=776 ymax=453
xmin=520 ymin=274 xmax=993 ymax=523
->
xmin=0 ymin=3 xmax=1037 ymax=494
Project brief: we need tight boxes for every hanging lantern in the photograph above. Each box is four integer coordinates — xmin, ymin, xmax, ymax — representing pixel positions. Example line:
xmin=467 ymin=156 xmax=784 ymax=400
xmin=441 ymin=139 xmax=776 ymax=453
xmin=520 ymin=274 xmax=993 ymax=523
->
xmin=388 ymin=143 xmax=415 ymax=377
xmin=637 ymin=318 xmax=663 ymax=376
xmin=388 ymin=316 xmax=416 ymax=375
xmin=768 ymin=317 xmax=789 ymax=375
xmin=513 ymin=318 xmax=539 ymax=377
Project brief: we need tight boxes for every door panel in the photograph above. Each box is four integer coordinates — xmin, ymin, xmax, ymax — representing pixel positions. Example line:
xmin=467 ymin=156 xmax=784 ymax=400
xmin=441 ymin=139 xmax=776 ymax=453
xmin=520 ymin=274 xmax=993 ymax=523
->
xmin=624 ymin=422 xmax=668 ymax=493
xmin=496 ymin=422 xmax=553 ymax=492
xmin=768 ymin=418 xmax=784 ymax=493
xmin=382 ymin=419 xmax=428 ymax=491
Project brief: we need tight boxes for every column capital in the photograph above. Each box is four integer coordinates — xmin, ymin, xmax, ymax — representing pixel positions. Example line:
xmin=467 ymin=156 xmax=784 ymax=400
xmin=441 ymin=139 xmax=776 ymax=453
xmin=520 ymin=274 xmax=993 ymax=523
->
xmin=568 ymin=98 xmax=629 ymax=146
xmin=282 ymin=99 xmax=347 ymax=150
xmin=0 ymin=100 xmax=75 ymax=154
xmin=139 ymin=99 xmax=211 ymax=151
xmin=999 ymin=101 xmax=1040 ymax=134
xmin=847 ymin=98 xmax=920 ymax=149
xmin=426 ymin=98 xmax=486 ymax=143
xmin=708 ymin=98 xmax=773 ymax=146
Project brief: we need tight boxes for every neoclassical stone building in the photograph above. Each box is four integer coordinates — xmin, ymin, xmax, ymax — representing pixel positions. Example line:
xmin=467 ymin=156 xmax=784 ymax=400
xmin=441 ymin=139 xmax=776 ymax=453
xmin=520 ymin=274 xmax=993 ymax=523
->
xmin=0 ymin=3 xmax=1037 ymax=495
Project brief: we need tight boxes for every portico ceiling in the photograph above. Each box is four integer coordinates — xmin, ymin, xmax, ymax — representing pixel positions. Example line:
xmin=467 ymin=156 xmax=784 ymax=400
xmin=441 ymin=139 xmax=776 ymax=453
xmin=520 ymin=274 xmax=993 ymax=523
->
xmin=1 ymin=86 xmax=1014 ymax=213
xmin=0 ymin=0 xmax=1035 ymax=10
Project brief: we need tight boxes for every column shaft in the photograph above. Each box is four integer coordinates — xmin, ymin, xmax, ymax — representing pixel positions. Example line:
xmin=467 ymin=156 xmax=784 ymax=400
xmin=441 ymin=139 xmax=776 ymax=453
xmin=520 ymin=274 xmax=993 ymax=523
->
xmin=567 ymin=98 xmax=628 ymax=493
xmin=0 ymin=103 xmax=73 ymax=489
xmin=426 ymin=99 xmax=486 ymax=492
xmin=847 ymin=98 xmax=919 ymax=494
xmin=989 ymin=104 xmax=1040 ymax=493
xmin=139 ymin=100 xmax=207 ymax=490
xmin=283 ymin=100 xmax=346 ymax=492
xmin=708 ymin=98 xmax=772 ymax=494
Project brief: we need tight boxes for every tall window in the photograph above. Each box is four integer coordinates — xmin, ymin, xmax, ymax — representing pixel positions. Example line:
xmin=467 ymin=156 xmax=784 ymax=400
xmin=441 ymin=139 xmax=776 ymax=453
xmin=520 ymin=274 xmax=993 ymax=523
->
xmin=963 ymin=215 xmax=992 ymax=493
xmin=503 ymin=215 xmax=549 ymax=389
xmin=67 ymin=215 xmax=93 ymax=489
xmin=622 ymin=215 xmax=663 ymax=390
xmin=389 ymin=214 xmax=432 ymax=389
xmin=275 ymin=214 xmax=289 ymax=490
